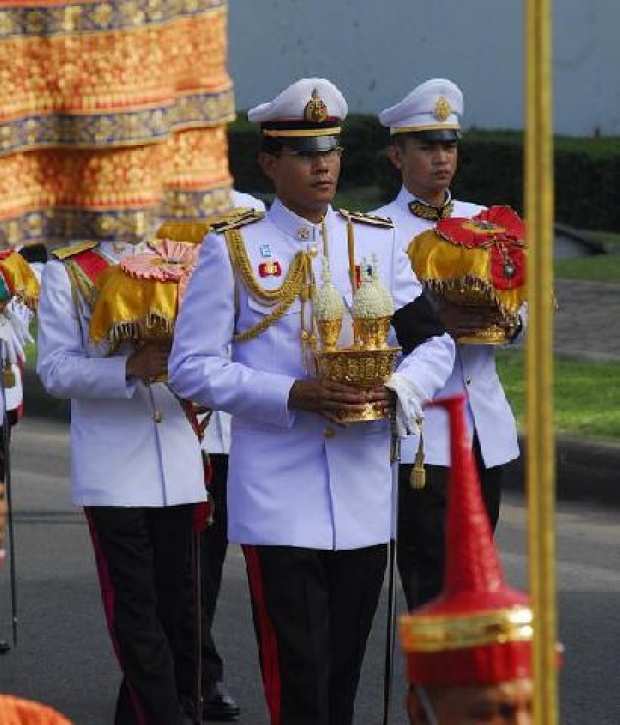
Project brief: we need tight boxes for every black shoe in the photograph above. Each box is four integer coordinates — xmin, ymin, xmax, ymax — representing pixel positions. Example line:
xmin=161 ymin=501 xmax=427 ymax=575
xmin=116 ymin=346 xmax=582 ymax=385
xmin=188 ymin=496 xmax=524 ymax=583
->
xmin=202 ymin=682 xmax=240 ymax=722
xmin=0 ymin=640 xmax=10 ymax=655
xmin=181 ymin=683 xmax=240 ymax=723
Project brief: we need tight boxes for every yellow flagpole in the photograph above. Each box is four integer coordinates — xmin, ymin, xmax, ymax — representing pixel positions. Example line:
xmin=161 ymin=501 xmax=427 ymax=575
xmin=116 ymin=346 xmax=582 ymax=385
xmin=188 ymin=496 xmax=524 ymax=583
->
xmin=524 ymin=0 xmax=559 ymax=723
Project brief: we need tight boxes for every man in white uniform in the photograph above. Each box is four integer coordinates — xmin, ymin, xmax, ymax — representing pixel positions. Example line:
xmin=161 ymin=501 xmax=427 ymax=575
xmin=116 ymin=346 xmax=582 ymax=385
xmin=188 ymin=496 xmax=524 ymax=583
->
xmin=37 ymin=239 xmax=206 ymax=725
xmin=0 ymin=247 xmax=40 ymax=653
xmin=0 ymin=297 xmax=34 ymax=653
xmin=374 ymin=79 xmax=524 ymax=610
xmin=169 ymin=78 xmax=455 ymax=725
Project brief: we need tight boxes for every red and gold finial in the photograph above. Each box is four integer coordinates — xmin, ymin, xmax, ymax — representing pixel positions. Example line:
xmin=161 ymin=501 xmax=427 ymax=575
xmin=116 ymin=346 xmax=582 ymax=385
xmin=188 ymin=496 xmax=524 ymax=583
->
xmin=399 ymin=394 xmax=540 ymax=687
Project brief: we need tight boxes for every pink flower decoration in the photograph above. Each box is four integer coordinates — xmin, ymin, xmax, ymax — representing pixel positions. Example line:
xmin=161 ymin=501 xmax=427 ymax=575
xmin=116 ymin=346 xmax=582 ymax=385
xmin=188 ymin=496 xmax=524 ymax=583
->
xmin=121 ymin=239 xmax=199 ymax=303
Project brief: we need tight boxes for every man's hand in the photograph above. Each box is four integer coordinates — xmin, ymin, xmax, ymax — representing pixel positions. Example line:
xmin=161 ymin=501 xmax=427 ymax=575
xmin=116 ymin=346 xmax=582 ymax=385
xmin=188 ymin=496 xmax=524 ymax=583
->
xmin=288 ymin=379 xmax=393 ymax=422
xmin=126 ymin=341 xmax=172 ymax=384
xmin=435 ymin=300 xmax=504 ymax=338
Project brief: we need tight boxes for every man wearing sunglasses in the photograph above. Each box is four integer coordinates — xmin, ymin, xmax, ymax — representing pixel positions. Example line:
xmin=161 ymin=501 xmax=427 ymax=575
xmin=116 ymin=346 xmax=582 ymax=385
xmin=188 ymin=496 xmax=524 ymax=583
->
xmin=170 ymin=77 xmax=455 ymax=725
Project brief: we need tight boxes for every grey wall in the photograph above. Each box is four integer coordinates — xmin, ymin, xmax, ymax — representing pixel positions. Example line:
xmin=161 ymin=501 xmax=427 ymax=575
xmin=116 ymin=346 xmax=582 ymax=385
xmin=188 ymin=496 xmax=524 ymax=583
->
xmin=229 ymin=0 xmax=620 ymax=136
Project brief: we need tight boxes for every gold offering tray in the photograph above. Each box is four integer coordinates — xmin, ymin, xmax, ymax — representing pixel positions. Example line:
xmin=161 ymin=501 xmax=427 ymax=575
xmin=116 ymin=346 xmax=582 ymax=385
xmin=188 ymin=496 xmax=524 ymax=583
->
xmin=315 ymin=345 xmax=401 ymax=422
xmin=425 ymin=288 xmax=518 ymax=345
xmin=456 ymin=322 xmax=516 ymax=346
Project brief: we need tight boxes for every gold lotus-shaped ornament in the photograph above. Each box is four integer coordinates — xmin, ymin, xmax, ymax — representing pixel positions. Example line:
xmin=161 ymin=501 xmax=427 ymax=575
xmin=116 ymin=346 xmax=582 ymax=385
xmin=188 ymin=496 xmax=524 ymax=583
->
xmin=313 ymin=257 xmax=345 ymax=351
xmin=314 ymin=256 xmax=401 ymax=423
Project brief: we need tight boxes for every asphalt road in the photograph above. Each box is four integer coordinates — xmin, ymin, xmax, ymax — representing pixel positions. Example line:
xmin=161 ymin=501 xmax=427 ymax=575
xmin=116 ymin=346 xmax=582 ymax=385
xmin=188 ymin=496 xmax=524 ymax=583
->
xmin=1 ymin=417 xmax=619 ymax=724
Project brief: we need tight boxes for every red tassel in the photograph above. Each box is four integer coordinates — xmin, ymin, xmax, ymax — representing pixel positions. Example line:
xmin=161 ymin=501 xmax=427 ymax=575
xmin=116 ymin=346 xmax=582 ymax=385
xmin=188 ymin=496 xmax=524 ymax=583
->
xmin=202 ymin=451 xmax=213 ymax=488
xmin=193 ymin=451 xmax=214 ymax=532
xmin=193 ymin=500 xmax=212 ymax=533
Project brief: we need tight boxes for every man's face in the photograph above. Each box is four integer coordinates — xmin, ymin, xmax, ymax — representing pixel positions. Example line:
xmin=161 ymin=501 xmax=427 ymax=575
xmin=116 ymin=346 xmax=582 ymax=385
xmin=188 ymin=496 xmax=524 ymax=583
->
xmin=407 ymin=678 xmax=534 ymax=725
xmin=388 ymin=136 xmax=458 ymax=204
xmin=259 ymin=144 xmax=342 ymax=222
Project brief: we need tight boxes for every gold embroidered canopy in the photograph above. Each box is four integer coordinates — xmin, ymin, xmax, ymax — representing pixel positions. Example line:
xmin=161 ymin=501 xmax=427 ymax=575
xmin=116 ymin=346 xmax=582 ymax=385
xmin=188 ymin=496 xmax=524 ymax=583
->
xmin=0 ymin=1 xmax=234 ymax=249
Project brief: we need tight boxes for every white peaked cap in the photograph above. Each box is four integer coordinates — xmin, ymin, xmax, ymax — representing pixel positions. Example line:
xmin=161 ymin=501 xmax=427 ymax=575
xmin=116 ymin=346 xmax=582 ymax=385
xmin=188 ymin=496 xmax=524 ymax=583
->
xmin=379 ymin=78 xmax=463 ymax=136
xmin=248 ymin=77 xmax=348 ymax=128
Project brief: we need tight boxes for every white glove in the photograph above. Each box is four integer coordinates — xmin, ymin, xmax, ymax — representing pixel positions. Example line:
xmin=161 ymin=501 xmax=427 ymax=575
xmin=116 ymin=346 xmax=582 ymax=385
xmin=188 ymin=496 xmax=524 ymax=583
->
xmin=0 ymin=303 xmax=31 ymax=365
xmin=6 ymin=299 xmax=33 ymax=347
xmin=384 ymin=372 xmax=425 ymax=437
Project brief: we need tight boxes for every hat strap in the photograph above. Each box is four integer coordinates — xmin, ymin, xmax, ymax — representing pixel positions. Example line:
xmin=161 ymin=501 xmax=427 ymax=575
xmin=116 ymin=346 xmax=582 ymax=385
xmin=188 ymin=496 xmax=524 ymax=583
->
xmin=263 ymin=126 xmax=341 ymax=138
xmin=392 ymin=123 xmax=460 ymax=134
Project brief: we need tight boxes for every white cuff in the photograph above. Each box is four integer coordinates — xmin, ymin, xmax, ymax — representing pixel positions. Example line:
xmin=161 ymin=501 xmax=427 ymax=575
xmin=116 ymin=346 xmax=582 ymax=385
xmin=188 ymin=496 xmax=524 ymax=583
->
xmin=385 ymin=372 xmax=426 ymax=437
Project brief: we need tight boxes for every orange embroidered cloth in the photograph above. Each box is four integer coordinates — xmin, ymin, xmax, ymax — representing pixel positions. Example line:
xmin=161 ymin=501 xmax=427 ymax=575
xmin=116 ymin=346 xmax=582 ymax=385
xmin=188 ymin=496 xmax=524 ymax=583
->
xmin=0 ymin=695 xmax=71 ymax=724
xmin=0 ymin=1 xmax=234 ymax=249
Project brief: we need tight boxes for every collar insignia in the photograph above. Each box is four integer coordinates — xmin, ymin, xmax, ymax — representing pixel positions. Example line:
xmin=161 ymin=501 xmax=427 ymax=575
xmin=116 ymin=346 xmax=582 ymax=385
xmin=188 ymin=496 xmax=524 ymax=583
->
xmin=409 ymin=200 xmax=454 ymax=222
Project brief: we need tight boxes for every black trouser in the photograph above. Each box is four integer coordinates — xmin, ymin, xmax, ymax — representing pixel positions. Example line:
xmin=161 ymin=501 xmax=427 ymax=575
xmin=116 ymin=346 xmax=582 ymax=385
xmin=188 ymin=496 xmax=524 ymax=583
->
xmin=0 ymin=417 xmax=16 ymax=651
xmin=177 ymin=454 xmax=229 ymax=700
xmin=0 ymin=412 xmax=16 ymax=479
xmin=243 ymin=542 xmax=388 ymax=725
xmin=85 ymin=504 xmax=194 ymax=725
xmin=199 ymin=454 xmax=229 ymax=687
xmin=397 ymin=436 xmax=504 ymax=610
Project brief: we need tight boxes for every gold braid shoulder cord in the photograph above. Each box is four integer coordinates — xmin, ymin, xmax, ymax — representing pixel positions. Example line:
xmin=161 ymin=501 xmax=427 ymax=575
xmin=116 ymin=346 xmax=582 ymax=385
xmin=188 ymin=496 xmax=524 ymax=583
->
xmin=224 ymin=229 xmax=311 ymax=342
xmin=63 ymin=258 xmax=105 ymax=344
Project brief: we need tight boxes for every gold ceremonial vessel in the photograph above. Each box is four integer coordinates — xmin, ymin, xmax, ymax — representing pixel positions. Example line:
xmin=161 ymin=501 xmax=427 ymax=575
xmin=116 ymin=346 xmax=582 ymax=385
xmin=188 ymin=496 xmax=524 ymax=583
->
xmin=315 ymin=346 xmax=401 ymax=423
xmin=313 ymin=256 xmax=400 ymax=423
xmin=410 ymin=206 xmax=527 ymax=344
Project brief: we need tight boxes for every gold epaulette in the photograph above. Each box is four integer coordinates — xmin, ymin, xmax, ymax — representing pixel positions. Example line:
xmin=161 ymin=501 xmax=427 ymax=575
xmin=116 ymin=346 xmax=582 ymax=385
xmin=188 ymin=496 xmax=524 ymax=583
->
xmin=210 ymin=208 xmax=265 ymax=233
xmin=338 ymin=209 xmax=393 ymax=228
xmin=52 ymin=241 xmax=99 ymax=260
xmin=155 ymin=209 xmax=265 ymax=244
xmin=155 ymin=221 xmax=212 ymax=245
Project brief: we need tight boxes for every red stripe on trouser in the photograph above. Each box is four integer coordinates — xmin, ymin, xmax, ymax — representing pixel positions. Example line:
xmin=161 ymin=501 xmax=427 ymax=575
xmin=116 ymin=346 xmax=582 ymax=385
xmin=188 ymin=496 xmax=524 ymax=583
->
xmin=85 ymin=509 xmax=148 ymax=725
xmin=243 ymin=545 xmax=282 ymax=725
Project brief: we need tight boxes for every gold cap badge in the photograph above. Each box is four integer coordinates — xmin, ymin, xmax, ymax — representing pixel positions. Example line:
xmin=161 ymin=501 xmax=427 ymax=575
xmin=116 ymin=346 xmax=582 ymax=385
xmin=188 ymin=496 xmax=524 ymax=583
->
xmin=304 ymin=89 xmax=328 ymax=123
xmin=433 ymin=96 xmax=452 ymax=122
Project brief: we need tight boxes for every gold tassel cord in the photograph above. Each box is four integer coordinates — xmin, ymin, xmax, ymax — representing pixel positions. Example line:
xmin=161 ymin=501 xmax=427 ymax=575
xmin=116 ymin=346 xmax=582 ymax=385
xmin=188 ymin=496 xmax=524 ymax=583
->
xmin=2 ymin=367 xmax=16 ymax=390
xmin=346 ymin=214 xmax=357 ymax=293
xmin=224 ymin=229 xmax=310 ymax=343
xmin=410 ymin=427 xmax=426 ymax=489
xmin=224 ymin=229 xmax=308 ymax=305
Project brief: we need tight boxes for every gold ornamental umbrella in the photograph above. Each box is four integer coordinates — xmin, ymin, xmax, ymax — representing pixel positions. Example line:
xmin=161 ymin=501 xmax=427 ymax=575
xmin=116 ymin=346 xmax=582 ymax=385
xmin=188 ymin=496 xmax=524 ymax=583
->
xmin=89 ymin=238 xmax=199 ymax=350
xmin=0 ymin=251 xmax=39 ymax=311
xmin=409 ymin=205 xmax=527 ymax=344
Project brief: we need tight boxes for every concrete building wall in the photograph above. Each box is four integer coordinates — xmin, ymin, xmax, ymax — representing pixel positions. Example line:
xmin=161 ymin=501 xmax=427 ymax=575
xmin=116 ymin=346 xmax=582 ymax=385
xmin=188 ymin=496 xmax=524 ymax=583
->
xmin=228 ymin=0 xmax=620 ymax=136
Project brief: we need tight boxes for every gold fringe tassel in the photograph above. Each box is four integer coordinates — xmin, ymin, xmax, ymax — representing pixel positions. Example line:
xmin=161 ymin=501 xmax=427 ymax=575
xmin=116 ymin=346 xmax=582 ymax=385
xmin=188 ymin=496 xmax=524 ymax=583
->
xmin=410 ymin=427 xmax=426 ymax=489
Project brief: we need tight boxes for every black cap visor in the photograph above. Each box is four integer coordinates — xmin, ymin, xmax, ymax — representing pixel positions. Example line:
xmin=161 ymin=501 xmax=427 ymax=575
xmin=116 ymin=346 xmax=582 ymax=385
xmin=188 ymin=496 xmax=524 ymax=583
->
xmin=279 ymin=134 xmax=341 ymax=154
xmin=407 ymin=128 xmax=462 ymax=143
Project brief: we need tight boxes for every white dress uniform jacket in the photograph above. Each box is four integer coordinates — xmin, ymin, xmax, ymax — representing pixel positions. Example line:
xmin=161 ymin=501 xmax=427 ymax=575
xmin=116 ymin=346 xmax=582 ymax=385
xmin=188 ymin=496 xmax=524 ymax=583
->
xmin=0 ymin=298 xmax=33 ymax=417
xmin=169 ymin=199 xmax=454 ymax=550
xmin=201 ymin=190 xmax=267 ymax=456
xmin=374 ymin=186 xmax=521 ymax=468
xmin=37 ymin=242 xmax=206 ymax=507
